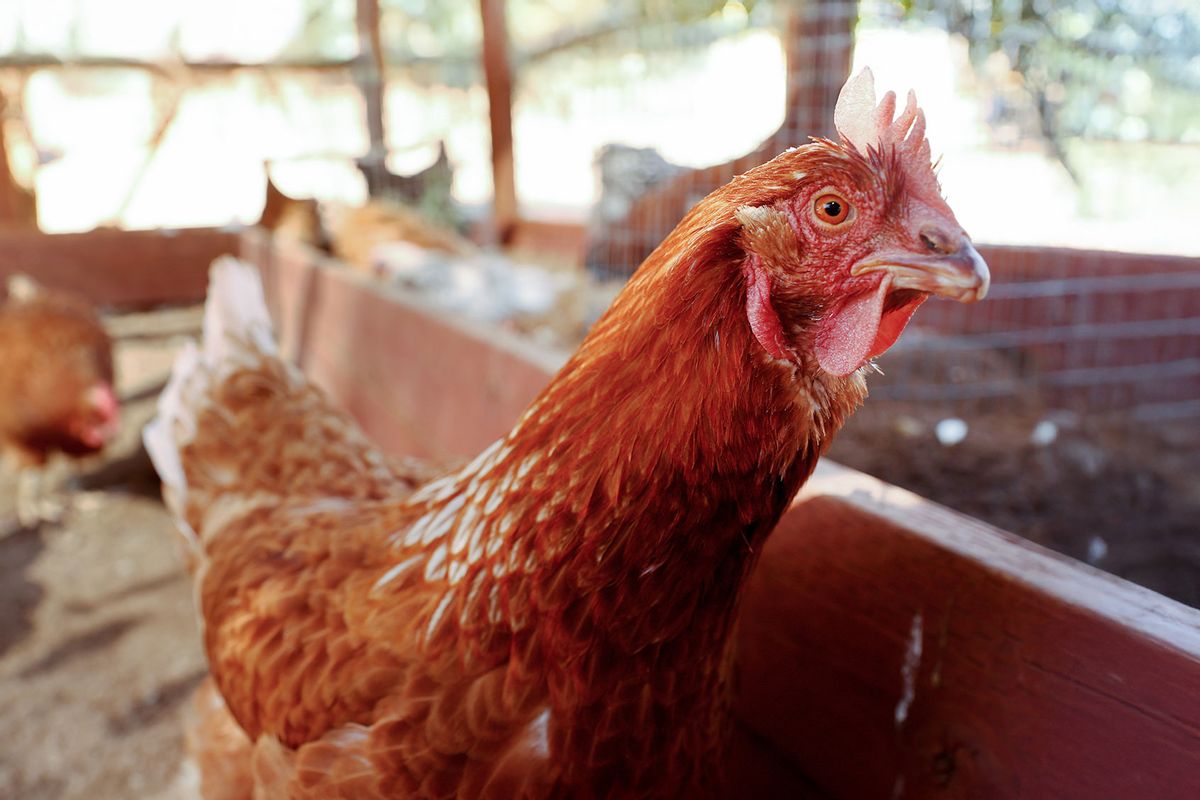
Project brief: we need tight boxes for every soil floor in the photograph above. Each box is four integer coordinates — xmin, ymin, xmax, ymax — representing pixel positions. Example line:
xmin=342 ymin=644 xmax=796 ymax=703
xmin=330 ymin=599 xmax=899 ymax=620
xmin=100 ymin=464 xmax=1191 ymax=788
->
xmin=830 ymin=389 xmax=1200 ymax=608
xmin=0 ymin=312 xmax=203 ymax=800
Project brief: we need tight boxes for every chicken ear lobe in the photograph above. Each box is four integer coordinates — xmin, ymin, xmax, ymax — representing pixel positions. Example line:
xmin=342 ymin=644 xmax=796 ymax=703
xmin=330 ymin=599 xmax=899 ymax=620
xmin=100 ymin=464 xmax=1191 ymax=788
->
xmin=742 ymin=253 xmax=789 ymax=361
xmin=736 ymin=204 xmax=806 ymax=363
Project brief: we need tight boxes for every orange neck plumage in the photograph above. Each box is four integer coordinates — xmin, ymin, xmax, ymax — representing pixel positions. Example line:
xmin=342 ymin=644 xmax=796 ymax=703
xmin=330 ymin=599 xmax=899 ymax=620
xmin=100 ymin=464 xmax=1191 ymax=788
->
xmin=407 ymin=200 xmax=867 ymax=792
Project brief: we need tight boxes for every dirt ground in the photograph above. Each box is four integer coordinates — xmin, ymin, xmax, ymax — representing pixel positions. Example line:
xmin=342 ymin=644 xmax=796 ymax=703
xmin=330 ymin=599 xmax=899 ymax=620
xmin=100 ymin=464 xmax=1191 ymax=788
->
xmin=0 ymin=314 xmax=203 ymax=800
xmin=830 ymin=391 xmax=1200 ymax=608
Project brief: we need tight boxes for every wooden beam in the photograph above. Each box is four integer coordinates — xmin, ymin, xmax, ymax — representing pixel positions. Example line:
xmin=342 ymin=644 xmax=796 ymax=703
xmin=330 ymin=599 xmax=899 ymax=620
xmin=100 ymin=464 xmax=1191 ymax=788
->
xmin=0 ymin=227 xmax=240 ymax=308
xmin=0 ymin=55 xmax=358 ymax=74
xmin=738 ymin=463 xmax=1200 ymax=798
xmin=246 ymin=230 xmax=562 ymax=460
xmin=479 ymin=0 xmax=518 ymax=245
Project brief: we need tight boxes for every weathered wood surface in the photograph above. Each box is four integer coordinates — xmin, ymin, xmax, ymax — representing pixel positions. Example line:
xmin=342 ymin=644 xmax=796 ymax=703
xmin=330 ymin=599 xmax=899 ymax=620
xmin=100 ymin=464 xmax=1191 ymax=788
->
xmin=740 ymin=465 xmax=1200 ymax=799
xmin=244 ymin=231 xmax=1200 ymax=798
xmin=0 ymin=227 xmax=240 ymax=308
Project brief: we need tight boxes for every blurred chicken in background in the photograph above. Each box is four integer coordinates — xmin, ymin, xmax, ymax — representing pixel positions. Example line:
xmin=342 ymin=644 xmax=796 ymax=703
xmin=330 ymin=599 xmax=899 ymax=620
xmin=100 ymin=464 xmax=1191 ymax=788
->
xmin=331 ymin=203 xmax=594 ymax=347
xmin=369 ymin=242 xmax=591 ymax=347
xmin=258 ymin=171 xmax=325 ymax=252
xmin=256 ymin=165 xmax=474 ymax=267
xmin=320 ymin=195 xmax=477 ymax=270
xmin=359 ymin=140 xmax=458 ymax=225
xmin=0 ymin=275 xmax=119 ymax=527
xmin=256 ymin=169 xmax=593 ymax=348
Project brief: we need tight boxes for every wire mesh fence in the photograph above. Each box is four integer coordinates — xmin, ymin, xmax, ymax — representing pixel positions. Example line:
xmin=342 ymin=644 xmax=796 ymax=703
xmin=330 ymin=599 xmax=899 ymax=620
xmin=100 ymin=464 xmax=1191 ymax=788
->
xmin=874 ymin=246 xmax=1200 ymax=418
xmin=2 ymin=1 xmax=1196 ymax=415
xmin=520 ymin=0 xmax=1200 ymax=421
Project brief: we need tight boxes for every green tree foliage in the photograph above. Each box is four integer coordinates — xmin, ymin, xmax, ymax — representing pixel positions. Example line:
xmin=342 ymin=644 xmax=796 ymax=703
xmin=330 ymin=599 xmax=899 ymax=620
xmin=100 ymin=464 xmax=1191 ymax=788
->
xmin=903 ymin=0 xmax=1200 ymax=144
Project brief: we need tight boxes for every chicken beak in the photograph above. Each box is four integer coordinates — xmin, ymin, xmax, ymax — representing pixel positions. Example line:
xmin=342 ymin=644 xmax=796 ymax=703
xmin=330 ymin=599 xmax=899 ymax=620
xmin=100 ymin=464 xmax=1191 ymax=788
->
xmin=852 ymin=240 xmax=990 ymax=303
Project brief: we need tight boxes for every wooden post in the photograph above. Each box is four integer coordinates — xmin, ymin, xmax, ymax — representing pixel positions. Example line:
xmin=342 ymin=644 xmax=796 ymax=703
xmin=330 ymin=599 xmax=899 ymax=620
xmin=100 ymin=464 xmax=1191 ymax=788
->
xmin=0 ymin=88 xmax=37 ymax=230
xmin=355 ymin=0 xmax=388 ymax=196
xmin=777 ymin=0 xmax=859 ymax=143
xmin=479 ymin=0 xmax=517 ymax=245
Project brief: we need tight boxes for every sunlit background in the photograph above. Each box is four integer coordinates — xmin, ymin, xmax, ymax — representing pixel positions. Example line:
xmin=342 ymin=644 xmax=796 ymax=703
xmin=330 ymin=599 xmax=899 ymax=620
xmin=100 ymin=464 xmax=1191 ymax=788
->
xmin=2 ymin=0 xmax=1197 ymax=253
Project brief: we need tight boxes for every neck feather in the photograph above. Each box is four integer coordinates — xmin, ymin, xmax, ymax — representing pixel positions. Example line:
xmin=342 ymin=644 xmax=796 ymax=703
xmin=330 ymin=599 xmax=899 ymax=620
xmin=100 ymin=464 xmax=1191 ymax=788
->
xmin=395 ymin=221 xmax=867 ymax=792
xmin=407 ymin=225 xmax=866 ymax=661
xmin=388 ymin=150 xmax=871 ymax=793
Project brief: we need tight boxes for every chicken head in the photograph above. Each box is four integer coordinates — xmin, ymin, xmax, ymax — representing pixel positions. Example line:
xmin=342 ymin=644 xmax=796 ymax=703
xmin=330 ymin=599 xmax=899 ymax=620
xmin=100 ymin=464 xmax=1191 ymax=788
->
xmin=737 ymin=67 xmax=990 ymax=376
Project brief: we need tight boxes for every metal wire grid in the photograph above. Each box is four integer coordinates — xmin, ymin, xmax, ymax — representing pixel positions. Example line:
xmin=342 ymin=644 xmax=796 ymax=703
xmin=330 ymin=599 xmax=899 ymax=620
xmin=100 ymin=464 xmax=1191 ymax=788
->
xmin=877 ymin=259 xmax=1200 ymax=418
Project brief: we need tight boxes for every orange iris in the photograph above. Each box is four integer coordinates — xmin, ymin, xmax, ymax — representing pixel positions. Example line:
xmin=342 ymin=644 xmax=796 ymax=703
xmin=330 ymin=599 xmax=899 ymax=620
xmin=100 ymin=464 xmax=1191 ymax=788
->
xmin=813 ymin=193 xmax=851 ymax=226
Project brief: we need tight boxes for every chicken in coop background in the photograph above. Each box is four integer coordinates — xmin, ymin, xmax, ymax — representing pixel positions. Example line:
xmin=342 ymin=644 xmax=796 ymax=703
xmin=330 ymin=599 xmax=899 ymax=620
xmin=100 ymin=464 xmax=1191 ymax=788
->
xmin=0 ymin=275 xmax=119 ymax=528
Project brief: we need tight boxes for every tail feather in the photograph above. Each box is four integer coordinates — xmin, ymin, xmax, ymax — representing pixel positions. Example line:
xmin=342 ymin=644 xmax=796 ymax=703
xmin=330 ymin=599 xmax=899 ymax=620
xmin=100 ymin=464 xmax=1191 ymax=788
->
xmin=143 ymin=257 xmax=276 ymax=551
xmin=143 ymin=340 xmax=200 ymax=522
xmin=201 ymin=256 xmax=277 ymax=365
xmin=146 ymin=255 xmax=428 ymax=565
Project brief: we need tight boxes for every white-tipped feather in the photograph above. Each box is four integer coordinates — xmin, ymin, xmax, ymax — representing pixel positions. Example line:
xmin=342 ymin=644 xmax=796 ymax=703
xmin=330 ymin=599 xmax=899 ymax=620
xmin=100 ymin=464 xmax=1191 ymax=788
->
xmin=143 ymin=341 xmax=199 ymax=499
xmin=143 ymin=257 xmax=276 ymax=549
xmin=202 ymin=256 xmax=277 ymax=363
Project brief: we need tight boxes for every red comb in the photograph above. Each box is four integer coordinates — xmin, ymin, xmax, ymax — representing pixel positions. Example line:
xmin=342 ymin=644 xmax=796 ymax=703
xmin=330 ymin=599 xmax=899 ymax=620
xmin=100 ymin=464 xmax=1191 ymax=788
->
xmin=834 ymin=68 xmax=941 ymax=204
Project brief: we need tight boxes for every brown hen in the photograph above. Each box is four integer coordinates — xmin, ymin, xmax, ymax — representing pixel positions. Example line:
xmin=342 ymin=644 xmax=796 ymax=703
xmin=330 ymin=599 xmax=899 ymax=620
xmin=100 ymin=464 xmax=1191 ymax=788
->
xmin=145 ymin=70 xmax=988 ymax=799
xmin=0 ymin=275 xmax=118 ymax=527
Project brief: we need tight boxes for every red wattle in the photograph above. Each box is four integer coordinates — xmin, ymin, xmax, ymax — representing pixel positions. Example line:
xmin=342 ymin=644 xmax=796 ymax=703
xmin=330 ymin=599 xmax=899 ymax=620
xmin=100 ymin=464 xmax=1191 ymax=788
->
xmin=814 ymin=279 xmax=926 ymax=376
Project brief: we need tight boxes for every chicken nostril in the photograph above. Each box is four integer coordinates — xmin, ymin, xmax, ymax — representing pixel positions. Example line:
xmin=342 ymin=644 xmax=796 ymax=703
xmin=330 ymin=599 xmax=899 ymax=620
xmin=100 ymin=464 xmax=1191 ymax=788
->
xmin=919 ymin=228 xmax=954 ymax=255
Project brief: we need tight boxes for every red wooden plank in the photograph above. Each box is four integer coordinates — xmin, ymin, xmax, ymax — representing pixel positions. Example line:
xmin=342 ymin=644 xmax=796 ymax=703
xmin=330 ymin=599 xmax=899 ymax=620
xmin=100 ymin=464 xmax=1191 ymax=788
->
xmin=738 ymin=464 xmax=1200 ymax=798
xmin=0 ymin=227 xmax=240 ymax=308
xmin=250 ymin=231 xmax=562 ymax=460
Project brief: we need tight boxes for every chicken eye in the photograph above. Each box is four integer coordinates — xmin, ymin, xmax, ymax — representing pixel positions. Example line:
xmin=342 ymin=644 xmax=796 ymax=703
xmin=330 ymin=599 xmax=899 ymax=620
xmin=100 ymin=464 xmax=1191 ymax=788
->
xmin=813 ymin=193 xmax=852 ymax=226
